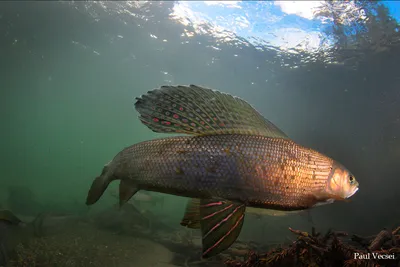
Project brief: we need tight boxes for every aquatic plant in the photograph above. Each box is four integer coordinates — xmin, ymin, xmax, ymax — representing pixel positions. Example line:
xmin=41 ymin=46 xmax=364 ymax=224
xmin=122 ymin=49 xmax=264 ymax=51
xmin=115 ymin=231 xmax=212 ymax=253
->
xmin=224 ymin=226 xmax=400 ymax=267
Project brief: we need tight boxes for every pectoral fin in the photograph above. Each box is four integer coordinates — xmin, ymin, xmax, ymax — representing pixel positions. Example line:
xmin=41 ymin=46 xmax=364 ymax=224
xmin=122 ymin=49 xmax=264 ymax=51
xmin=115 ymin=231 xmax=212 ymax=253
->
xmin=311 ymin=191 xmax=350 ymax=208
xmin=200 ymin=198 xmax=246 ymax=258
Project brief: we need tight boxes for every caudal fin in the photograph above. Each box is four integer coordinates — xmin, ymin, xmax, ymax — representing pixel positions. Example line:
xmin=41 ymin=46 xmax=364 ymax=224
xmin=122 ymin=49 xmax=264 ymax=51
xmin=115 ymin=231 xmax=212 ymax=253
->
xmin=86 ymin=175 xmax=112 ymax=205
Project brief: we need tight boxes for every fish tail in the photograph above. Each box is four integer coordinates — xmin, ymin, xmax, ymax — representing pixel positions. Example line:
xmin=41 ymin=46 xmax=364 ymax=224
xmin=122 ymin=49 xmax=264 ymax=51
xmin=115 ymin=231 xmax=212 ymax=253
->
xmin=86 ymin=164 xmax=114 ymax=205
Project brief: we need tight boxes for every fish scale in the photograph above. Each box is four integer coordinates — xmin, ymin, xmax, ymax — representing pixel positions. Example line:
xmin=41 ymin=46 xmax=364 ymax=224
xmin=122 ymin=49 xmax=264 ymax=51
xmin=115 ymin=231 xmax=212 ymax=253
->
xmin=86 ymin=84 xmax=359 ymax=258
xmin=108 ymin=134 xmax=333 ymax=210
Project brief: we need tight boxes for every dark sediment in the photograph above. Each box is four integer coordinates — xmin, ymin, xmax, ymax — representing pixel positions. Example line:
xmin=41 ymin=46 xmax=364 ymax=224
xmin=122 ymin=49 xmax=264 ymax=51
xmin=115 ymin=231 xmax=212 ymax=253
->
xmin=224 ymin=226 xmax=400 ymax=267
xmin=2 ymin=204 xmax=399 ymax=267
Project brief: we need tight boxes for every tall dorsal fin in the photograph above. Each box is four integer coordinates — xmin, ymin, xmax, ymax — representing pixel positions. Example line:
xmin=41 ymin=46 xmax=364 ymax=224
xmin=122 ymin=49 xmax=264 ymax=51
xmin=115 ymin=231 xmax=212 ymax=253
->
xmin=134 ymin=85 xmax=289 ymax=138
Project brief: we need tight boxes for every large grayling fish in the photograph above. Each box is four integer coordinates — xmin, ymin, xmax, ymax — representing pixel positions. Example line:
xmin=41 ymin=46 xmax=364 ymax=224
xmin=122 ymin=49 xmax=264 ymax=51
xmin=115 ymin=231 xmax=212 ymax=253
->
xmin=86 ymin=85 xmax=359 ymax=258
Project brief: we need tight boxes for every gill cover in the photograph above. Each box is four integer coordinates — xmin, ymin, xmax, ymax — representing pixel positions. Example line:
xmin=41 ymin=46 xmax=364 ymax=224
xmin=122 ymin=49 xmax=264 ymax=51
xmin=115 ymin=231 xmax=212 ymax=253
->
xmin=327 ymin=162 xmax=359 ymax=199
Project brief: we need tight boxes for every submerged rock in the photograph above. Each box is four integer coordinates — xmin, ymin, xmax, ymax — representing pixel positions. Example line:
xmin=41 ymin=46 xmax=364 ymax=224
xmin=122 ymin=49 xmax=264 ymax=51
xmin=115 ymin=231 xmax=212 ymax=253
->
xmin=0 ymin=210 xmax=35 ymax=267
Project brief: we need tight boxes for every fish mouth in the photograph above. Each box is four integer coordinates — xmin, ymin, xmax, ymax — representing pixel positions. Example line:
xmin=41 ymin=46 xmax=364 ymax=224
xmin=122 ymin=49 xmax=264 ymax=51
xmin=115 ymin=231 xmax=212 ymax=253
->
xmin=346 ymin=187 xmax=359 ymax=199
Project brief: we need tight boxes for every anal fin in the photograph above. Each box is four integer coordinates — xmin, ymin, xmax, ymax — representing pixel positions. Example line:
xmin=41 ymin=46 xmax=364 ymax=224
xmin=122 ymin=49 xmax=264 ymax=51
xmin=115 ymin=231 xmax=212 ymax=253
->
xmin=200 ymin=198 xmax=246 ymax=258
xmin=119 ymin=180 xmax=139 ymax=207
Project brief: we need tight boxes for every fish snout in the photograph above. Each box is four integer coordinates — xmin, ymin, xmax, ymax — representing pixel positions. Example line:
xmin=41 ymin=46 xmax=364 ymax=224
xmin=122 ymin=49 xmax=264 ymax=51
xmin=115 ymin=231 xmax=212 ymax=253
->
xmin=346 ymin=183 xmax=359 ymax=199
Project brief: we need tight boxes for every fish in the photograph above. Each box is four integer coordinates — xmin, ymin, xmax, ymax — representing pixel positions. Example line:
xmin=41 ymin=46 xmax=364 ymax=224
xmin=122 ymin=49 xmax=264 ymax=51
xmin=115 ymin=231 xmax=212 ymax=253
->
xmin=86 ymin=84 xmax=359 ymax=258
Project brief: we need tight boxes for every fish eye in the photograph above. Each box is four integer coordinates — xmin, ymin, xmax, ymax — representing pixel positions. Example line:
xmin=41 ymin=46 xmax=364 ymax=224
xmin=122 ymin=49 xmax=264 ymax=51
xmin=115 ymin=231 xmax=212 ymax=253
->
xmin=349 ymin=175 xmax=355 ymax=184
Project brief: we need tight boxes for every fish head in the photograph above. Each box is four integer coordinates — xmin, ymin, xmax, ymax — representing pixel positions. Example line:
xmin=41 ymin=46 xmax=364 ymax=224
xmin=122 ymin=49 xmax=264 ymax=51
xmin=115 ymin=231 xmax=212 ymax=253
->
xmin=326 ymin=162 xmax=359 ymax=200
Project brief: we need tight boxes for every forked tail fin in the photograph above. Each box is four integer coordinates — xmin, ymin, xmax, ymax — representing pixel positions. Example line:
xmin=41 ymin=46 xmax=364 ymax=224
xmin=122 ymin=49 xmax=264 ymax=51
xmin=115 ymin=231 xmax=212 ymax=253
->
xmin=86 ymin=175 xmax=112 ymax=205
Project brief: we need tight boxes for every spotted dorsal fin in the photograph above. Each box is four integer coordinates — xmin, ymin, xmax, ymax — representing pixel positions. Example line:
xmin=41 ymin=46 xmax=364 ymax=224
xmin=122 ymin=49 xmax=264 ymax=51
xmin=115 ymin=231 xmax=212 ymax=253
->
xmin=134 ymin=85 xmax=289 ymax=138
